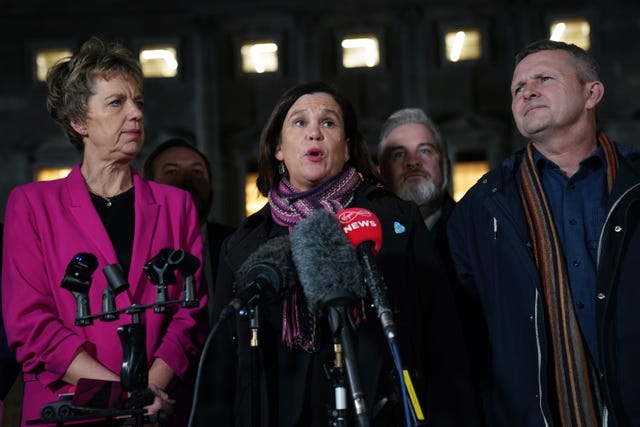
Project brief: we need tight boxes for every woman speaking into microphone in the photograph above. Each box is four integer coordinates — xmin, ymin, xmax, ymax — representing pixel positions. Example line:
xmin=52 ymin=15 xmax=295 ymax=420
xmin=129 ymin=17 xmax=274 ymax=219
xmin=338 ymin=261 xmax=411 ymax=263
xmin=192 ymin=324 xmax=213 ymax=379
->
xmin=203 ymin=82 xmax=479 ymax=427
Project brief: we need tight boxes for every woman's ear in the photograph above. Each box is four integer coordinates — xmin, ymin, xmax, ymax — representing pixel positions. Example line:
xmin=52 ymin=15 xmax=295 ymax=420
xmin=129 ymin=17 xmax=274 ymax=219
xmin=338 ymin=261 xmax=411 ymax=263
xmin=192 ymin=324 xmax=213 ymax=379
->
xmin=70 ymin=119 xmax=87 ymax=135
xmin=344 ymin=138 xmax=350 ymax=161
xmin=275 ymin=144 xmax=284 ymax=161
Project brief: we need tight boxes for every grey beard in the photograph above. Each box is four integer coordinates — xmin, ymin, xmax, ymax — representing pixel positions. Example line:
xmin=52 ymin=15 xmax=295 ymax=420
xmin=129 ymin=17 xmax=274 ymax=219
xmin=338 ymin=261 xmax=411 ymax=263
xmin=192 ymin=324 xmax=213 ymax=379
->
xmin=395 ymin=180 xmax=442 ymax=206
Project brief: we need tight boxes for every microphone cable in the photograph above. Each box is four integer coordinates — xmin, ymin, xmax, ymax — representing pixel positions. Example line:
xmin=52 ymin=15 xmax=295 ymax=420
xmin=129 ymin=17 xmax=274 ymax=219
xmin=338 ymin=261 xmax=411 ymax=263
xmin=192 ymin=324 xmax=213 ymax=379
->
xmin=389 ymin=340 xmax=413 ymax=427
xmin=186 ymin=312 xmax=225 ymax=427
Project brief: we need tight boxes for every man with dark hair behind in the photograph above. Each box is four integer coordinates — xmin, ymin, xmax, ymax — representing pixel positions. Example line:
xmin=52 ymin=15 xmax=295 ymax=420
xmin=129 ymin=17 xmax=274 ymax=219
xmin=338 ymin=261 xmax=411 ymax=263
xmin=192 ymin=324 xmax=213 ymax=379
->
xmin=143 ymin=138 xmax=235 ymax=322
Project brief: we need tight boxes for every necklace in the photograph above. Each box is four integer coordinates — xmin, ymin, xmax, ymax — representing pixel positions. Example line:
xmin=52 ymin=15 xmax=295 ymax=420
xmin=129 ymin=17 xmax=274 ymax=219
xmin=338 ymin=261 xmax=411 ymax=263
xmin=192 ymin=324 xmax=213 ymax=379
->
xmin=90 ymin=191 xmax=113 ymax=207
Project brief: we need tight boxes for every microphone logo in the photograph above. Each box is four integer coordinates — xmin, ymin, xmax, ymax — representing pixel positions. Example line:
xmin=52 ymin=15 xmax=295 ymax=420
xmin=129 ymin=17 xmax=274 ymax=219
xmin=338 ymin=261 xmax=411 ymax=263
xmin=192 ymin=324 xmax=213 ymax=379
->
xmin=336 ymin=208 xmax=375 ymax=223
xmin=337 ymin=208 xmax=382 ymax=255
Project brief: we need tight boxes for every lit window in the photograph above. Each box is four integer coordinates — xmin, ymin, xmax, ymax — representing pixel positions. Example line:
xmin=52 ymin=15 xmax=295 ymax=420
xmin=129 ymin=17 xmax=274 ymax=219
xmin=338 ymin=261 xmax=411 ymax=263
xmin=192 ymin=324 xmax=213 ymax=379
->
xmin=139 ymin=46 xmax=178 ymax=78
xmin=245 ymin=172 xmax=268 ymax=216
xmin=241 ymin=41 xmax=279 ymax=74
xmin=453 ymin=152 xmax=490 ymax=201
xmin=550 ymin=18 xmax=590 ymax=50
xmin=444 ymin=29 xmax=482 ymax=62
xmin=36 ymin=167 xmax=72 ymax=182
xmin=341 ymin=35 xmax=380 ymax=69
xmin=35 ymin=49 xmax=73 ymax=82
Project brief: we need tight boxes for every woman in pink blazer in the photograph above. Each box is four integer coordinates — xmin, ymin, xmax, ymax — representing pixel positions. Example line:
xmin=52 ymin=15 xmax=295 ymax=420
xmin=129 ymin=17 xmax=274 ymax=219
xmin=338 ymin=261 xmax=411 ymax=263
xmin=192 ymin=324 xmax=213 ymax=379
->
xmin=1 ymin=37 xmax=207 ymax=426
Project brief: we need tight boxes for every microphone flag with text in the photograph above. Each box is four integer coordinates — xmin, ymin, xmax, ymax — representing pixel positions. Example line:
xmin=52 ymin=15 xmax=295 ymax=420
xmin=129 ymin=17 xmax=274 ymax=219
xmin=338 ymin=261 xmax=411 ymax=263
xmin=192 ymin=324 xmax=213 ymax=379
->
xmin=338 ymin=207 xmax=426 ymax=426
xmin=336 ymin=207 xmax=397 ymax=343
xmin=290 ymin=209 xmax=370 ymax=427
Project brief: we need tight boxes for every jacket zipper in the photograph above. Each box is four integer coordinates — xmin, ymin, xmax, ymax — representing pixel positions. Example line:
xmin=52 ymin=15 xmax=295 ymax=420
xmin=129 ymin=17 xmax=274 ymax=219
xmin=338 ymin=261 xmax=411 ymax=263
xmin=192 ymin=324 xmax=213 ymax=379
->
xmin=597 ymin=182 xmax=640 ymax=266
xmin=593 ymin=184 xmax=640 ymax=426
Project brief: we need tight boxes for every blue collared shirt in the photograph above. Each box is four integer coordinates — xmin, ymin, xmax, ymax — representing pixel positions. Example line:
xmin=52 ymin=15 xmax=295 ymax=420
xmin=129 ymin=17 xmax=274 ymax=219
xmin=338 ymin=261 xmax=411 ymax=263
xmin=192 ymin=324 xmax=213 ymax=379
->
xmin=535 ymin=146 xmax=607 ymax=369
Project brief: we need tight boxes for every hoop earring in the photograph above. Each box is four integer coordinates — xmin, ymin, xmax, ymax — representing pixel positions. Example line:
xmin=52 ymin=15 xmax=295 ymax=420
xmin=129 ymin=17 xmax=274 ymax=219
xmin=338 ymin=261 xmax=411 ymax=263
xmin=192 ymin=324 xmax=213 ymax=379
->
xmin=278 ymin=162 xmax=286 ymax=175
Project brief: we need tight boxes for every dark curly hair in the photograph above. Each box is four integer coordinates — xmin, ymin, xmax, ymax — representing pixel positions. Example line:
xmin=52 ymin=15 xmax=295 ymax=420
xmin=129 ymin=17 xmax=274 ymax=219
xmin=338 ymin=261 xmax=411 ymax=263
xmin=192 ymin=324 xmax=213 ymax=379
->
xmin=256 ymin=81 xmax=379 ymax=196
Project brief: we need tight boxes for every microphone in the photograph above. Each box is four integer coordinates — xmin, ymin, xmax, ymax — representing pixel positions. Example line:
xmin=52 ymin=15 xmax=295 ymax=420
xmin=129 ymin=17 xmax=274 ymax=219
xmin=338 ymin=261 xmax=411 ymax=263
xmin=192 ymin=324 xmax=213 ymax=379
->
xmin=190 ymin=237 xmax=295 ymax=427
xmin=290 ymin=209 xmax=369 ymax=427
xmin=219 ymin=235 xmax=295 ymax=321
xmin=143 ymin=248 xmax=177 ymax=313
xmin=289 ymin=210 xmax=365 ymax=314
xmin=336 ymin=208 xmax=397 ymax=342
xmin=61 ymin=253 xmax=99 ymax=326
xmin=167 ymin=249 xmax=200 ymax=308
xmin=101 ymin=264 xmax=130 ymax=321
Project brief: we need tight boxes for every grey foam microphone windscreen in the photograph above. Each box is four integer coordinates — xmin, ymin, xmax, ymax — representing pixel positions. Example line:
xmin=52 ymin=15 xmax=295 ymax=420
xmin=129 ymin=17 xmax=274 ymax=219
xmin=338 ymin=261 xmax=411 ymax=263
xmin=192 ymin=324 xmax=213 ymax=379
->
xmin=289 ymin=209 xmax=364 ymax=315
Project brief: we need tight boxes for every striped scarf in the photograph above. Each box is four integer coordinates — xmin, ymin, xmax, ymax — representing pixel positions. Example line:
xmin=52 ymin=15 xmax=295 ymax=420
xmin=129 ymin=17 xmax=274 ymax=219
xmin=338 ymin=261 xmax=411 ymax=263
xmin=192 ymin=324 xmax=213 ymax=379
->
xmin=519 ymin=131 xmax=617 ymax=426
xmin=269 ymin=165 xmax=361 ymax=229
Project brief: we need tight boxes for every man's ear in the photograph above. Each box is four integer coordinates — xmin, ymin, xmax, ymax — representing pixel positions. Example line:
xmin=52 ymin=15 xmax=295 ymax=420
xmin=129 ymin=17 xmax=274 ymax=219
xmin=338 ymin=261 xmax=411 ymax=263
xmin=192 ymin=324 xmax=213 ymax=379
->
xmin=585 ymin=81 xmax=605 ymax=110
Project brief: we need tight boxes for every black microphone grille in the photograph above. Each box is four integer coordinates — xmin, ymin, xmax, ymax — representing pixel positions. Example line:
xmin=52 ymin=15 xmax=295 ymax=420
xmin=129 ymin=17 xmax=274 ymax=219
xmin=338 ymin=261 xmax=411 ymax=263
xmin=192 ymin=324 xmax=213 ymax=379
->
xmin=290 ymin=209 xmax=364 ymax=315
xmin=237 ymin=235 xmax=297 ymax=293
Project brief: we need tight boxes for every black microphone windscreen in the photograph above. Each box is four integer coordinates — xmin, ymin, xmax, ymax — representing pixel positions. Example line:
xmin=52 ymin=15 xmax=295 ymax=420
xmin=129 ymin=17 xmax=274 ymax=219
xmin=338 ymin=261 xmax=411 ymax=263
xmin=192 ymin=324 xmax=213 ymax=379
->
xmin=237 ymin=235 xmax=297 ymax=293
xmin=289 ymin=209 xmax=364 ymax=315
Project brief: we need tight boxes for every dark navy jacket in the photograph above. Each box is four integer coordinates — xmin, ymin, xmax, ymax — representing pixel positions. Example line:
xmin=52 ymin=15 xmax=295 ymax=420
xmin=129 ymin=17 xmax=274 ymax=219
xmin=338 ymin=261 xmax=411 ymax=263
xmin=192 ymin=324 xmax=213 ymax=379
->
xmin=447 ymin=141 xmax=640 ymax=426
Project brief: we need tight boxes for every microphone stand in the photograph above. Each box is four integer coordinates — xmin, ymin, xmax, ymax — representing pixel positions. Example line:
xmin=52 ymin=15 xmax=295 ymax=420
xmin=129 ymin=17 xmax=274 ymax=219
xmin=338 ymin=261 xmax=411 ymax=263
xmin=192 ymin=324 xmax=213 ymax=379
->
xmin=326 ymin=340 xmax=348 ymax=427
xmin=356 ymin=242 xmax=424 ymax=426
xmin=248 ymin=305 xmax=261 ymax=427
xmin=326 ymin=302 xmax=369 ymax=427
xmin=42 ymin=250 xmax=198 ymax=427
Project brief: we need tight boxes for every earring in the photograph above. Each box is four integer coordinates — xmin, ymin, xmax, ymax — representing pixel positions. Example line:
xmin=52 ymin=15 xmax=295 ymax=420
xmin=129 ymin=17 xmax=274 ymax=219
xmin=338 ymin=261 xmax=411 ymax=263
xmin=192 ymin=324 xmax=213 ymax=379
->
xmin=278 ymin=162 xmax=286 ymax=175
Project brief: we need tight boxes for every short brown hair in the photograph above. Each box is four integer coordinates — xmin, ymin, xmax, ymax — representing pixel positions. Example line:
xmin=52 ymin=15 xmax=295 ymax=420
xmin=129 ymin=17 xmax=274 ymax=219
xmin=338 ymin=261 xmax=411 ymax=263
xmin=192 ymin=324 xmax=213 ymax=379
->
xmin=515 ymin=39 xmax=599 ymax=84
xmin=46 ymin=36 xmax=143 ymax=151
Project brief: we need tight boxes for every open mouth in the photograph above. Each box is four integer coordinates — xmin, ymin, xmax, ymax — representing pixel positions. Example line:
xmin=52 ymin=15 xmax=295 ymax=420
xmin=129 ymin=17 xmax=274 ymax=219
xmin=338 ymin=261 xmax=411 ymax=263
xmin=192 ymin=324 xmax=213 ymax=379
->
xmin=306 ymin=148 xmax=323 ymax=158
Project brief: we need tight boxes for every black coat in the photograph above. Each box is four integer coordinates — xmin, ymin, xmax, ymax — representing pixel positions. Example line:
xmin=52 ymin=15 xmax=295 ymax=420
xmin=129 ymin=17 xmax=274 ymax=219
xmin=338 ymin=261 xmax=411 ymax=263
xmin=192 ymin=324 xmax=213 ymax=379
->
xmin=204 ymin=220 xmax=236 ymax=322
xmin=0 ymin=223 xmax=20 ymax=400
xmin=197 ymin=184 xmax=479 ymax=427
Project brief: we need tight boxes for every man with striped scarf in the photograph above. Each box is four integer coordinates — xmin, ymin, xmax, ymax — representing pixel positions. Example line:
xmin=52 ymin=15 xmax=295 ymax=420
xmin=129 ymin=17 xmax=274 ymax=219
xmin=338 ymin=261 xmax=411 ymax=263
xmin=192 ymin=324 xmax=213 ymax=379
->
xmin=447 ymin=39 xmax=640 ymax=426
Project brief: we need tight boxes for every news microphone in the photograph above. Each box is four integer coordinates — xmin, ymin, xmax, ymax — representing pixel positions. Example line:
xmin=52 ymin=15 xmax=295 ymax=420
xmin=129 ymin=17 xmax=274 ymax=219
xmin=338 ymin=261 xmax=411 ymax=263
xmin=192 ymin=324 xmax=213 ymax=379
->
xmin=143 ymin=248 xmax=177 ymax=313
xmin=290 ymin=209 xmax=369 ymax=427
xmin=101 ymin=264 xmax=130 ymax=321
xmin=61 ymin=253 xmax=98 ymax=326
xmin=337 ymin=207 xmax=397 ymax=342
xmin=167 ymin=249 xmax=201 ymax=308
xmin=219 ymin=235 xmax=295 ymax=321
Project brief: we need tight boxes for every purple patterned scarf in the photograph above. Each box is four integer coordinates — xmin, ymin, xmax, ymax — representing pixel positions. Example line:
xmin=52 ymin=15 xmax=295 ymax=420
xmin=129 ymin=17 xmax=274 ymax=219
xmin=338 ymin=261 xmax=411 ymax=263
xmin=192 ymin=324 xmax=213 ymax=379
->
xmin=269 ymin=165 xmax=361 ymax=230
xmin=270 ymin=165 xmax=362 ymax=351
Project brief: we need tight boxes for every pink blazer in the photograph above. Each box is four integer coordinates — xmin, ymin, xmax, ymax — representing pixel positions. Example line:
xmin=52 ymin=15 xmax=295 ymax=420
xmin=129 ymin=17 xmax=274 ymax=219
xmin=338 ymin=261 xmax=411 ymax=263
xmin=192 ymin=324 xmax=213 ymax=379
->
xmin=1 ymin=165 xmax=207 ymax=426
